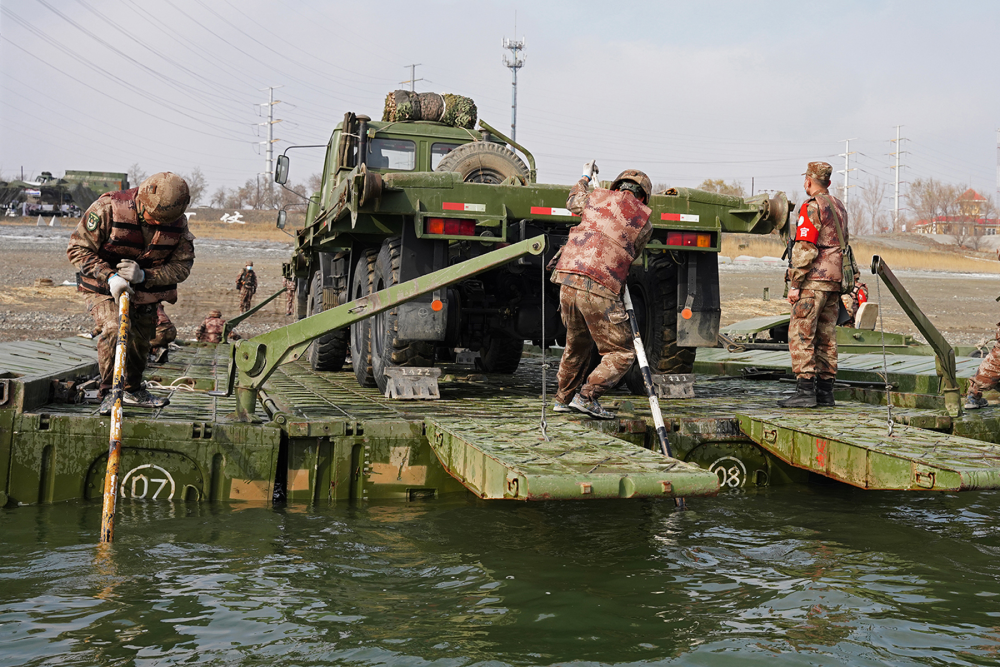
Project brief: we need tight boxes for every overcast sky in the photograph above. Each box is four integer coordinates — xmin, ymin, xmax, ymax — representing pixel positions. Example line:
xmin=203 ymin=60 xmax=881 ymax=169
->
xmin=2 ymin=0 xmax=998 ymax=209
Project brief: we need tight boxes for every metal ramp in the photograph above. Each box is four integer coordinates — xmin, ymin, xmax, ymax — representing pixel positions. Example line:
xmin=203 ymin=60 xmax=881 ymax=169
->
xmin=737 ymin=409 xmax=1000 ymax=491
xmin=425 ymin=417 xmax=720 ymax=500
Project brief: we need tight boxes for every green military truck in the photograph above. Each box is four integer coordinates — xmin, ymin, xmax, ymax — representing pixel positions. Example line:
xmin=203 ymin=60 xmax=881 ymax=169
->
xmin=276 ymin=105 xmax=789 ymax=395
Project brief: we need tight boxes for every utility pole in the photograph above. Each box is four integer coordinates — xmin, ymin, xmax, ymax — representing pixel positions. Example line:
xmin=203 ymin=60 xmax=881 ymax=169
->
xmin=889 ymin=125 xmax=908 ymax=232
xmin=257 ymin=86 xmax=282 ymax=206
xmin=838 ymin=138 xmax=856 ymax=208
xmin=995 ymin=127 xmax=999 ymax=196
xmin=502 ymin=29 xmax=526 ymax=142
xmin=401 ymin=64 xmax=423 ymax=92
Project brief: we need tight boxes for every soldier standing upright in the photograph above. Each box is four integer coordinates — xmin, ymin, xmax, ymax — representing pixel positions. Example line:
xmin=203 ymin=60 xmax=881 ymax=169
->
xmin=236 ymin=261 xmax=257 ymax=313
xmin=550 ymin=161 xmax=653 ymax=419
xmin=67 ymin=172 xmax=194 ymax=414
xmin=778 ymin=161 xmax=848 ymax=408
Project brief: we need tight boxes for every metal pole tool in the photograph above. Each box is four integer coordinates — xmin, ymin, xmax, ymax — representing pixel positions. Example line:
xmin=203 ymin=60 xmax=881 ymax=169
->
xmin=100 ymin=292 xmax=130 ymax=543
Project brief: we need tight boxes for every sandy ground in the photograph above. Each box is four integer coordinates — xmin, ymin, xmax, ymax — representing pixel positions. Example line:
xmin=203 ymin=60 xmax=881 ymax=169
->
xmin=1 ymin=222 xmax=998 ymax=346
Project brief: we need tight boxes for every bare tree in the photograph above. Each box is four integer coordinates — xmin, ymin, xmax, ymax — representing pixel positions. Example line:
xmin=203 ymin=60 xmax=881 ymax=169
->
xmin=697 ymin=178 xmax=746 ymax=198
xmin=907 ymin=177 xmax=961 ymax=231
xmin=210 ymin=187 xmax=228 ymax=208
xmin=307 ymin=172 xmax=323 ymax=195
xmin=183 ymin=167 xmax=208 ymax=206
xmin=858 ymin=178 xmax=888 ymax=235
xmin=128 ymin=163 xmax=147 ymax=187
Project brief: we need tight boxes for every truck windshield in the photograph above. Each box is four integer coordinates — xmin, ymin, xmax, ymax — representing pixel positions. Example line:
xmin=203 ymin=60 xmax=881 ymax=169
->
xmin=367 ymin=138 xmax=415 ymax=171
xmin=431 ymin=142 xmax=462 ymax=170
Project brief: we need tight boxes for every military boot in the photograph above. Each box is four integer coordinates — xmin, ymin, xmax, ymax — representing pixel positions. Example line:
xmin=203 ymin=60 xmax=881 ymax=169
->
xmin=964 ymin=389 xmax=988 ymax=410
xmin=777 ymin=377 xmax=817 ymax=408
xmin=816 ymin=377 xmax=836 ymax=407
xmin=123 ymin=387 xmax=170 ymax=410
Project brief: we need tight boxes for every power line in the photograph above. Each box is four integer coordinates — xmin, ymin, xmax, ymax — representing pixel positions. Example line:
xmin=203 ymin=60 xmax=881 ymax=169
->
xmin=401 ymin=64 xmax=423 ymax=92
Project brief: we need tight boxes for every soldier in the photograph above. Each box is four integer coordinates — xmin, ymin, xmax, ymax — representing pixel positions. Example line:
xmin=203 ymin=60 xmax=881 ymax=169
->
xmin=148 ymin=303 xmax=177 ymax=363
xmin=778 ymin=161 xmax=848 ymax=408
xmin=966 ymin=332 xmax=1000 ymax=409
xmin=549 ymin=161 xmax=653 ymax=419
xmin=67 ymin=172 xmax=194 ymax=415
xmin=840 ymin=282 xmax=869 ymax=328
xmin=236 ymin=261 xmax=257 ymax=313
xmin=196 ymin=309 xmax=226 ymax=343
xmin=283 ymin=276 xmax=296 ymax=316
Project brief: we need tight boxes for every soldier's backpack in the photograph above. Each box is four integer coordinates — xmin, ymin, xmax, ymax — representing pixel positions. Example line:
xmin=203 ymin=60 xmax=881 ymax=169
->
xmin=818 ymin=194 xmax=858 ymax=294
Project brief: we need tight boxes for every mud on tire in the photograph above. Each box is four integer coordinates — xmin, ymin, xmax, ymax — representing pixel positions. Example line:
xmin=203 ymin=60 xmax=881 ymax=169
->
xmin=624 ymin=254 xmax=696 ymax=394
xmin=435 ymin=141 xmax=530 ymax=184
xmin=370 ymin=237 xmax=436 ymax=393
xmin=307 ymin=270 xmax=349 ymax=372
xmin=350 ymin=249 xmax=379 ymax=387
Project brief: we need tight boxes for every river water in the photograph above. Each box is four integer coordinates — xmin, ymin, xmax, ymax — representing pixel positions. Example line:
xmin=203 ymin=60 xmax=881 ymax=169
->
xmin=2 ymin=487 xmax=999 ymax=666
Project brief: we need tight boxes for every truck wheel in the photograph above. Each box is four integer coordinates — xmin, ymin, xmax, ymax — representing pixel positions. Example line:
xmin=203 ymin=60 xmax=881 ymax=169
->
xmin=350 ymin=249 xmax=378 ymax=387
xmin=307 ymin=270 xmax=349 ymax=372
xmin=370 ymin=238 xmax=436 ymax=393
xmin=435 ymin=141 xmax=530 ymax=184
xmin=624 ymin=254 xmax=696 ymax=394
xmin=475 ymin=332 xmax=524 ymax=374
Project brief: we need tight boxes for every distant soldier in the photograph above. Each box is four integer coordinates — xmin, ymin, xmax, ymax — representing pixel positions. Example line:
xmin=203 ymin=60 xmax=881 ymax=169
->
xmin=283 ymin=276 xmax=296 ymax=316
xmin=67 ymin=172 xmax=194 ymax=415
xmin=965 ymin=254 xmax=1000 ymax=408
xmin=840 ymin=283 xmax=869 ymax=328
xmin=779 ymin=161 xmax=848 ymax=408
xmin=149 ymin=303 xmax=177 ymax=363
xmin=549 ymin=161 xmax=652 ymax=419
xmin=236 ymin=261 xmax=257 ymax=313
xmin=196 ymin=309 xmax=226 ymax=343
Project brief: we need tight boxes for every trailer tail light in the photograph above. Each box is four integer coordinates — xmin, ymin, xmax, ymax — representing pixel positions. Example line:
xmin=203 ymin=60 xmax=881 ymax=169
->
xmin=665 ymin=231 xmax=713 ymax=248
xmin=425 ymin=218 xmax=477 ymax=236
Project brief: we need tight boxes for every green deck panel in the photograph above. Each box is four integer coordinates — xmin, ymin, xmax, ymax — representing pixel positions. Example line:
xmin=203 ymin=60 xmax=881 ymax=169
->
xmin=737 ymin=409 xmax=1000 ymax=491
xmin=424 ymin=417 xmax=719 ymax=500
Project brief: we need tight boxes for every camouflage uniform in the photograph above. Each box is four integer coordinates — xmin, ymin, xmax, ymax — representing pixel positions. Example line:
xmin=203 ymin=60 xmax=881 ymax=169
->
xmin=968 ymin=323 xmax=1000 ymax=398
xmin=786 ymin=174 xmax=848 ymax=381
xmin=67 ymin=187 xmax=195 ymax=392
xmin=236 ymin=266 xmax=257 ymax=313
xmin=551 ymin=177 xmax=652 ymax=404
xmin=196 ymin=310 xmax=226 ymax=343
xmin=840 ymin=283 xmax=868 ymax=328
xmin=283 ymin=277 xmax=295 ymax=316
xmin=150 ymin=303 xmax=177 ymax=348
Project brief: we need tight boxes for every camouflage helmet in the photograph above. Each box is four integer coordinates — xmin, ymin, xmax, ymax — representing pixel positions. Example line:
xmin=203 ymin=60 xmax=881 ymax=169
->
xmin=209 ymin=309 xmax=222 ymax=318
xmin=610 ymin=169 xmax=652 ymax=203
xmin=136 ymin=172 xmax=190 ymax=224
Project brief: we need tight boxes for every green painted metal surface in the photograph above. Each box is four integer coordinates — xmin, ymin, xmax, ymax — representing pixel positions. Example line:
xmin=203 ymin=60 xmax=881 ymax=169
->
xmin=737 ymin=409 xmax=1000 ymax=491
xmin=424 ymin=417 xmax=719 ymax=500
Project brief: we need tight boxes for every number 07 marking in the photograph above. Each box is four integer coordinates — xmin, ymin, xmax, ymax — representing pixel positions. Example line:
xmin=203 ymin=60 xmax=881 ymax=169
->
xmin=120 ymin=464 xmax=176 ymax=500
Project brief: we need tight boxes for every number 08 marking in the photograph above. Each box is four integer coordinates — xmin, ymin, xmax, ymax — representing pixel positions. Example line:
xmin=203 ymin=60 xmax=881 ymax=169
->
xmin=120 ymin=464 xmax=176 ymax=500
xmin=709 ymin=456 xmax=748 ymax=489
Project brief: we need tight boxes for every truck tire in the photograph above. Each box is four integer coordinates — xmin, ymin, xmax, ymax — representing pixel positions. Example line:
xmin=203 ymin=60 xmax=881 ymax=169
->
xmin=350 ymin=249 xmax=378 ymax=387
xmin=370 ymin=237 xmax=436 ymax=393
xmin=435 ymin=141 xmax=530 ymax=184
xmin=475 ymin=332 xmax=524 ymax=374
xmin=307 ymin=270 xmax=349 ymax=372
xmin=624 ymin=254 xmax=696 ymax=394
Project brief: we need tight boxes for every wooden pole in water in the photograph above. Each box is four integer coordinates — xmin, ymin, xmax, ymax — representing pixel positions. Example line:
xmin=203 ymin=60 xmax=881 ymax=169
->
xmin=100 ymin=291 xmax=130 ymax=543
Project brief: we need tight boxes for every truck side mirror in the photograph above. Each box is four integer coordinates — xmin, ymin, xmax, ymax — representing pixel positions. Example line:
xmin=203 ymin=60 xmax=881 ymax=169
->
xmin=276 ymin=210 xmax=287 ymax=229
xmin=275 ymin=155 xmax=289 ymax=184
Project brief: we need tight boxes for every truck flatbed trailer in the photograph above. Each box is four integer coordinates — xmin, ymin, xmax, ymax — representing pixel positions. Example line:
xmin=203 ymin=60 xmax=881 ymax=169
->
xmin=3 ymin=335 xmax=999 ymax=509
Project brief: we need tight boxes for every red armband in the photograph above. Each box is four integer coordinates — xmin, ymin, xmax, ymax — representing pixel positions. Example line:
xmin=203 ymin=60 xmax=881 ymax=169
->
xmin=794 ymin=201 xmax=819 ymax=244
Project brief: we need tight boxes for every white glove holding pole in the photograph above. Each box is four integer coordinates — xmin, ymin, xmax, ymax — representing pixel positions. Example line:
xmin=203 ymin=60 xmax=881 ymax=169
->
xmin=108 ymin=273 xmax=133 ymax=302
xmin=582 ymin=160 xmax=598 ymax=182
xmin=116 ymin=259 xmax=145 ymax=284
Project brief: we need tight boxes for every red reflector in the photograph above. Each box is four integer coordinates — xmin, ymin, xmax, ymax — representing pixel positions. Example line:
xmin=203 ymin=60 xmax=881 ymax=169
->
xmin=442 ymin=202 xmax=465 ymax=211
xmin=431 ymin=299 xmax=444 ymax=312
xmin=681 ymin=308 xmax=693 ymax=320
xmin=666 ymin=231 xmax=682 ymax=246
xmin=682 ymin=232 xmax=698 ymax=246
xmin=425 ymin=218 xmax=477 ymax=236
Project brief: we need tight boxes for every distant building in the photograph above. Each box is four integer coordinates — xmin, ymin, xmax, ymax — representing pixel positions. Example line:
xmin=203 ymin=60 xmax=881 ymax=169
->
xmin=912 ymin=189 xmax=1000 ymax=236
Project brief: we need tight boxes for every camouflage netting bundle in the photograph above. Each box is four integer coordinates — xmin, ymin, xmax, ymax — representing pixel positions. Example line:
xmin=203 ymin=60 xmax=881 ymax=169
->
xmin=382 ymin=90 xmax=477 ymax=129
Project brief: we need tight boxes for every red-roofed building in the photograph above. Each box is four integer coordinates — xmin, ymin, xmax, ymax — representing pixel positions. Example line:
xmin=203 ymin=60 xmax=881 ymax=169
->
xmin=912 ymin=188 xmax=999 ymax=236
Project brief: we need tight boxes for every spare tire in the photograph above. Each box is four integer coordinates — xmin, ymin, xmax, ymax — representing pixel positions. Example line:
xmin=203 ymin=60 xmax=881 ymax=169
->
xmin=436 ymin=141 xmax=529 ymax=184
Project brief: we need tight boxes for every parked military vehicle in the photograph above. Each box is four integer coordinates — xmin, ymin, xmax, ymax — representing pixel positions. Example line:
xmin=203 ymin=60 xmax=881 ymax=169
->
xmin=275 ymin=107 xmax=790 ymax=395
xmin=0 ymin=170 xmax=129 ymax=215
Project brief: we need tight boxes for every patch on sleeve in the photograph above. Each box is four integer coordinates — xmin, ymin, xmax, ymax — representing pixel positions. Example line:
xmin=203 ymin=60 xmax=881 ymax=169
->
xmin=86 ymin=211 xmax=100 ymax=231
xmin=795 ymin=201 xmax=818 ymax=244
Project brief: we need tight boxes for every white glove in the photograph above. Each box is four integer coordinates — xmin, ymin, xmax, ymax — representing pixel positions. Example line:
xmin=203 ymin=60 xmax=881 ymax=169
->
xmin=582 ymin=160 xmax=598 ymax=181
xmin=117 ymin=259 xmax=145 ymax=284
xmin=108 ymin=273 xmax=133 ymax=302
